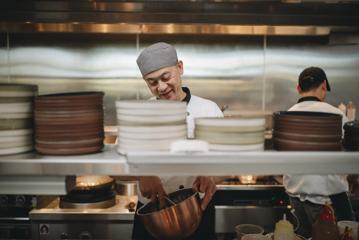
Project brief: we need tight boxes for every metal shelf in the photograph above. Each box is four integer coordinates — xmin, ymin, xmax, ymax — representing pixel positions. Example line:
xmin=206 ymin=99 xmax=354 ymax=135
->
xmin=0 ymin=145 xmax=128 ymax=176
xmin=0 ymin=145 xmax=359 ymax=176
xmin=126 ymin=151 xmax=359 ymax=175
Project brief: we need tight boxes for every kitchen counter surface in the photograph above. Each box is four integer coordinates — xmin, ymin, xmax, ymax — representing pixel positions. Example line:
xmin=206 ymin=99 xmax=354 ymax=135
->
xmin=30 ymin=195 xmax=137 ymax=221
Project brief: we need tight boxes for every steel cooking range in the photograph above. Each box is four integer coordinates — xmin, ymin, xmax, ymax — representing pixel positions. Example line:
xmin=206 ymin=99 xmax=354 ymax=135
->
xmin=30 ymin=194 xmax=137 ymax=240
xmin=29 ymin=176 xmax=287 ymax=240
xmin=214 ymin=176 xmax=290 ymax=240
xmin=0 ymin=195 xmax=35 ymax=240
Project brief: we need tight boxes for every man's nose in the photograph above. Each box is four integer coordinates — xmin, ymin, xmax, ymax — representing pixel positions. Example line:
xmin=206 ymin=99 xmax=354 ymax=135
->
xmin=158 ymin=81 xmax=167 ymax=91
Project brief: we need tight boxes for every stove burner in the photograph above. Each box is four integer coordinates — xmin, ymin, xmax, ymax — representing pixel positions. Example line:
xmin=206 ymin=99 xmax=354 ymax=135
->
xmin=60 ymin=190 xmax=116 ymax=209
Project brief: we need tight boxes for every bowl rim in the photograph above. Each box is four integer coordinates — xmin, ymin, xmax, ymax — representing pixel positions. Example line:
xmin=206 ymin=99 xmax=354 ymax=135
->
xmin=37 ymin=91 xmax=104 ymax=98
xmin=136 ymin=188 xmax=200 ymax=216
xmin=235 ymin=223 xmax=265 ymax=232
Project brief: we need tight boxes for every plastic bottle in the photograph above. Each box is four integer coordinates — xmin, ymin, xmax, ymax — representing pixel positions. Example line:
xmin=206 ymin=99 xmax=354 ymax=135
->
xmin=312 ymin=203 xmax=339 ymax=240
xmin=274 ymin=214 xmax=295 ymax=240
xmin=347 ymin=101 xmax=356 ymax=121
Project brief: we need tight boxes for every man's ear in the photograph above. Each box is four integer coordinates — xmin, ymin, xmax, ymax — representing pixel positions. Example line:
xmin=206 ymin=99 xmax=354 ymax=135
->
xmin=177 ymin=60 xmax=184 ymax=75
xmin=296 ymin=85 xmax=302 ymax=94
xmin=320 ymin=81 xmax=327 ymax=91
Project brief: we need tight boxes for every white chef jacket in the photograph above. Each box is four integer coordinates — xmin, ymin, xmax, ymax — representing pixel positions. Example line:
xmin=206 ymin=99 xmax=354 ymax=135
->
xmin=138 ymin=94 xmax=223 ymax=203
xmin=283 ymin=100 xmax=349 ymax=204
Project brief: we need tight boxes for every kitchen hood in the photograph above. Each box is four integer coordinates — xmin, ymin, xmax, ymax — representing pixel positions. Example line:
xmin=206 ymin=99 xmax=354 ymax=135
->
xmin=1 ymin=0 xmax=359 ymax=35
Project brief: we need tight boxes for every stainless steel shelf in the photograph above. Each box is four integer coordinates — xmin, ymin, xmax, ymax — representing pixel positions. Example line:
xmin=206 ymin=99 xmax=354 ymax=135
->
xmin=127 ymin=151 xmax=359 ymax=175
xmin=0 ymin=145 xmax=359 ymax=176
xmin=0 ymin=145 xmax=128 ymax=176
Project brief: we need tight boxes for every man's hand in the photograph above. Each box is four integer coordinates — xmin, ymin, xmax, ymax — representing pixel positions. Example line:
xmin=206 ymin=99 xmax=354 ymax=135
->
xmin=192 ymin=176 xmax=217 ymax=211
xmin=139 ymin=176 xmax=167 ymax=208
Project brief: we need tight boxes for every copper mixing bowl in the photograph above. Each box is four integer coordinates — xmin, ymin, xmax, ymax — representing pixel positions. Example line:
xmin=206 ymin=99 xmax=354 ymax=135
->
xmin=137 ymin=188 xmax=202 ymax=240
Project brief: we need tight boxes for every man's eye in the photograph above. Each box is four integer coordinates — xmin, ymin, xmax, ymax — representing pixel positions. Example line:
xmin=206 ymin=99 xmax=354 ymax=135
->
xmin=162 ymin=75 xmax=170 ymax=81
xmin=149 ymin=81 xmax=157 ymax=86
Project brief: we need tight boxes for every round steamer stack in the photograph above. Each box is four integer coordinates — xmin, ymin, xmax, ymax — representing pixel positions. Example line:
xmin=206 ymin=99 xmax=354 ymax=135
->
xmin=195 ymin=117 xmax=265 ymax=151
xmin=35 ymin=92 xmax=104 ymax=155
xmin=115 ymin=100 xmax=187 ymax=154
xmin=0 ymin=84 xmax=38 ymax=155
xmin=343 ymin=120 xmax=359 ymax=151
xmin=273 ymin=111 xmax=342 ymax=151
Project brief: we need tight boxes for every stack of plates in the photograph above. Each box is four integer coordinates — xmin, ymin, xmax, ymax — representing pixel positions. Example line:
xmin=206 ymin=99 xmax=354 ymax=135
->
xmin=115 ymin=100 xmax=187 ymax=154
xmin=35 ymin=92 xmax=104 ymax=155
xmin=344 ymin=120 xmax=359 ymax=151
xmin=195 ymin=117 xmax=265 ymax=151
xmin=273 ymin=111 xmax=342 ymax=151
xmin=0 ymin=84 xmax=37 ymax=155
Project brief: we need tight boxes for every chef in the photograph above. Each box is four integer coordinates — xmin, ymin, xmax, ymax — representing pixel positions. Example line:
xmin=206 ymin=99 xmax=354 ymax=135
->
xmin=132 ymin=42 xmax=224 ymax=240
xmin=283 ymin=66 xmax=354 ymax=238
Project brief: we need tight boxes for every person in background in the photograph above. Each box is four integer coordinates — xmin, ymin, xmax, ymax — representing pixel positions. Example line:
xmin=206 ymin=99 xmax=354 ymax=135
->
xmin=132 ymin=42 xmax=224 ymax=240
xmin=284 ymin=66 xmax=354 ymax=238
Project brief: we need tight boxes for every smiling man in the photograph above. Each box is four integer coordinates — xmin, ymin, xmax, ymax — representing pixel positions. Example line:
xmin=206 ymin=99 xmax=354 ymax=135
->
xmin=132 ymin=42 xmax=224 ymax=240
xmin=144 ymin=62 xmax=186 ymax=101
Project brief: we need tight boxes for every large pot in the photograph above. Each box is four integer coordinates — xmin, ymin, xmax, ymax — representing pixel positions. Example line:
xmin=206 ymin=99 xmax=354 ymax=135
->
xmin=137 ymin=188 xmax=202 ymax=240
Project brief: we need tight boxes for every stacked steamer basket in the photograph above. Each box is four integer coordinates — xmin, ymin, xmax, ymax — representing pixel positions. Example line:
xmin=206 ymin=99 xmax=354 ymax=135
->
xmin=115 ymin=100 xmax=187 ymax=154
xmin=0 ymin=84 xmax=38 ymax=155
xmin=195 ymin=117 xmax=265 ymax=151
xmin=35 ymin=92 xmax=104 ymax=155
xmin=273 ymin=111 xmax=342 ymax=151
xmin=343 ymin=120 xmax=359 ymax=151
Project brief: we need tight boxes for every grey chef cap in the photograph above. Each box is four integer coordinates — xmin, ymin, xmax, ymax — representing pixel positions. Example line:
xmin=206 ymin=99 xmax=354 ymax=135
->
xmin=136 ymin=42 xmax=178 ymax=76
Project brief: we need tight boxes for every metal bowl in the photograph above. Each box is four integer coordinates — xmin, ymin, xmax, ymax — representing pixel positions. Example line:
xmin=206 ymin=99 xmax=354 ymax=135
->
xmin=137 ymin=188 xmax=202 ymax=240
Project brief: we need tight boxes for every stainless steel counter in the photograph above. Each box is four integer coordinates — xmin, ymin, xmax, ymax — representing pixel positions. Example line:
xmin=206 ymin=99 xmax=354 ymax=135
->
xmin=30 ymin=195 xmax=136 ymax=221
xmin=30 ymin=195 xmax=136 ymax=240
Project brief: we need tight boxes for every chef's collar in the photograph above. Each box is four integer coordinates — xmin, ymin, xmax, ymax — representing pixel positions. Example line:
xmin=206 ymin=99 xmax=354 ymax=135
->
xmin=297 ymin=96 xmax=321 ymax=103
xmin=181 ymin=87 xmax=191 ymax=104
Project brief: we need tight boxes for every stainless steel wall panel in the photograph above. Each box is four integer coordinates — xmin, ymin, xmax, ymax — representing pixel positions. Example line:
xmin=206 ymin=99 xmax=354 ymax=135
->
xmin=265 ymin=44 xmax=359 ymax=116
xmin=0 ymin=34 xmax=358 ymax=123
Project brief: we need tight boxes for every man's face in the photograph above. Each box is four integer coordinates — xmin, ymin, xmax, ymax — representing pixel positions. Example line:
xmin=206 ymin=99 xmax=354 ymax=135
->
xmin=143 ymin=61 xmax=184 ymax=101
